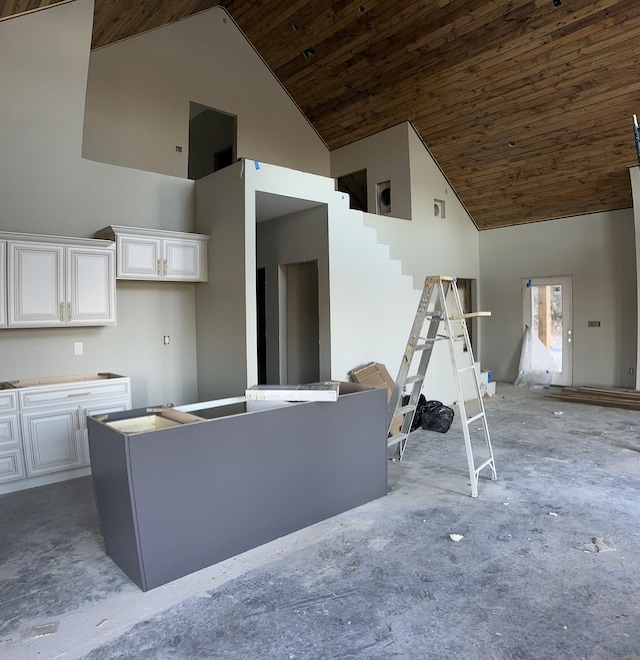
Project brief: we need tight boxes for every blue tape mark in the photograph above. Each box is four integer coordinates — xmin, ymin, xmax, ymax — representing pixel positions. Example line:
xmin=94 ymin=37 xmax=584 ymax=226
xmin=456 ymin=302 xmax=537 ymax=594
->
xmin=526 ymin=279 xmax=532 ymax=287
xmin=254 ymin=160 xmax=260 ymax=170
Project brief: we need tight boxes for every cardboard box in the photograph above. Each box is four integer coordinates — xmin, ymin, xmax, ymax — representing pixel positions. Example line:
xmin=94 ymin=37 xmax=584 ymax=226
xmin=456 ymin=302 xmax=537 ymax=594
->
xmin=349 ymin=362 xmax=402 ymax=436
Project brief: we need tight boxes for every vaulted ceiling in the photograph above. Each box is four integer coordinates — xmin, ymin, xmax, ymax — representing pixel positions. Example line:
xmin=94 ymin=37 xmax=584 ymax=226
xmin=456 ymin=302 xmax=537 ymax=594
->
xmin=3 ymin=0 xmax=640 ymax=229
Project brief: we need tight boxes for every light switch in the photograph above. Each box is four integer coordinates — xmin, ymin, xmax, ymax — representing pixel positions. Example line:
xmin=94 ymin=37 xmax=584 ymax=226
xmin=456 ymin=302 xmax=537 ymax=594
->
xmin=74 ymin=342 xmax=83 ymax=355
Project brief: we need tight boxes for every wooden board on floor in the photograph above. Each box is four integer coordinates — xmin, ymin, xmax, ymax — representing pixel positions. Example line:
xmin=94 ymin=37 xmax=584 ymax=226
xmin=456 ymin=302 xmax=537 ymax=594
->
xmin=545 ymin=386 xmax=640 ymax=411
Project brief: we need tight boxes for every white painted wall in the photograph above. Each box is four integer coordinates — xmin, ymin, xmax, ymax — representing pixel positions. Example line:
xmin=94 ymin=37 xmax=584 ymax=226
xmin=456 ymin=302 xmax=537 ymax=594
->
xmin=0 ymin=0 xmax=198 ymax=407
xmin=479 ymin=209 xmax=637 ymax=388
xmin=332 ymin=124 xmax=482 ymax=402
xmin=358 ymin=124 xmax=480 ymax=288
xmin=242 ymin=162 xmax=473 ymax=404
xmin=83 ymin=7 xmax=329 ymax=179
xmin=330 ymin=123 xmax=412 ymax=220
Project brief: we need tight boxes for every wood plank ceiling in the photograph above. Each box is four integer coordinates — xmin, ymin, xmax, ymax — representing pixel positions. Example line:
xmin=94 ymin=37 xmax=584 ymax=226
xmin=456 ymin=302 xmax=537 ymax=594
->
xmin=3 ymin=0 xmax=640 ymax=229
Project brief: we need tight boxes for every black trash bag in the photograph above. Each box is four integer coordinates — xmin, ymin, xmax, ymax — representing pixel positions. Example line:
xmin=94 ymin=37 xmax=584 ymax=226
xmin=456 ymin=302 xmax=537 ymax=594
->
xmin=401 ymin=393 xmax=427 ymax=431
xmin=421 ymin=400 xmax=454 ymax=433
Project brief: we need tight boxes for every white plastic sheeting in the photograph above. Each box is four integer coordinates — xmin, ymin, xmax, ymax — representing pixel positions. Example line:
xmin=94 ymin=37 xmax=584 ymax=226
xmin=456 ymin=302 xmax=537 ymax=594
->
xmin=514 ymin=325 xmax=559 ymax=388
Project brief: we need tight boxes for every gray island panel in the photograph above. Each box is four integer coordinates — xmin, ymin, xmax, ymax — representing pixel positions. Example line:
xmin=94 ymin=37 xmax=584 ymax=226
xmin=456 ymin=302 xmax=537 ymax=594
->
xmin=88 ymin=385 xmax=387 ymax=591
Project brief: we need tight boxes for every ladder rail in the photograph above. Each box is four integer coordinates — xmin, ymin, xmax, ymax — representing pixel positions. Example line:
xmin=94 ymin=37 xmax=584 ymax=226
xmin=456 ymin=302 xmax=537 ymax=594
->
xmin=389 ymin=279 xmax=446 ymax=459
xmin=444 ymin=279 xmax=497 ymax=496
xmin=390 ymin=275 xmax=497 ymax=496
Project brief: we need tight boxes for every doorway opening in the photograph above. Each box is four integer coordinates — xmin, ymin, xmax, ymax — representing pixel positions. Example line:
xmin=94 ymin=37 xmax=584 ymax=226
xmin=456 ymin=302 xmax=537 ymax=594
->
xmin=280 ymin=261 xmax=320 ymax=385
xmin=523 ymin=276 xmax=573 ymax=386
xmin=256 ymin=268 xmax=267 ymax=385
xmin=456 ymin=278 xmax=477 ymax=352
xmin=336 ymin=169 xmax=368 ymax=211
xmin=188 ymin=103 xmax=236 ymax=180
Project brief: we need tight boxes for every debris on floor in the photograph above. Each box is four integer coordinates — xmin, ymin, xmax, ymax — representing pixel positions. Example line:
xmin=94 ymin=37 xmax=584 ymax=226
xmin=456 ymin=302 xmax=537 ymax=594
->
xmin=578 ymin=537 xmax=616 ymax=553
xmin=449 ymin=533 xmax=464 ymax=542
xmin=548 ymin=512 xmax=558 ymax=517
xmin=23 ymin=622 xmax=59 ymax=639
xmin=553 ymin=410 xmax=564 ymax=416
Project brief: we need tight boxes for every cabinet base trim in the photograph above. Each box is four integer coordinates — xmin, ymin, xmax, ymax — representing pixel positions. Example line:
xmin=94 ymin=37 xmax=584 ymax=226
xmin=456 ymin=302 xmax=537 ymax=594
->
xmin=0 ymin=466 xmax=91 ymax=495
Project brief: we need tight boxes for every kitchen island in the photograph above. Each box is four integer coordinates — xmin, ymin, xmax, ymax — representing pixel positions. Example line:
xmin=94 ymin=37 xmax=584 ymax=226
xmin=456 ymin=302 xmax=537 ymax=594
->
xmin=87 ymin=382 xmax=387 ymax=591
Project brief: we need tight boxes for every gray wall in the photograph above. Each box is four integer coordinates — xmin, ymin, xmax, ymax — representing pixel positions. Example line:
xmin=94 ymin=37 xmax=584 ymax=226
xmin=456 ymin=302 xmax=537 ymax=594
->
xmin=256 ymin=205 xmax=331 ymax=384
xmin=0 ymin=0 xmax=198 ymax=407
xmin=194 ymin=162 xmax=249 ymax=400
xmin=83 ymin=6 xmax=329 ymax=179
xmin=479 ymin=209 xmax=637 ymax=387
xmin=331 ymin=123 xmax=412 ymax=221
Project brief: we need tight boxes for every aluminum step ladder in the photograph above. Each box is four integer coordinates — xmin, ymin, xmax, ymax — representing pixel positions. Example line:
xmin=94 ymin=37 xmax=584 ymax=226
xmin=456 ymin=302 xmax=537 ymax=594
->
xmin=387 ymin=275 xmax=497 ymax=497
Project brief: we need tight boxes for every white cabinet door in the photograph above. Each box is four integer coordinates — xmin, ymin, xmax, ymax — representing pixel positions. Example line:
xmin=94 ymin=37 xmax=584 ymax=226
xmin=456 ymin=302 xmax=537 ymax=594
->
xmin=8 ymin=242 xmax=65 ymax=327
xmin=0 ymin=242 xmax=6 ymax=328
xmin=22 ymin=407 xmax=83 ymax=476
xmin=0 ymin=414 xmax=25 ymax=483
xmin=66 ymin=246 xmax=116 ymax=325
xmin=117 ymin=235 xmax=162 ymax=279
xmin=164 ymin=238 xmax=206 ymax=281
xmin=80 ymin=398 xmax=131 ymax=465
xmin=6 ymin=241 xmax=115 ymax=328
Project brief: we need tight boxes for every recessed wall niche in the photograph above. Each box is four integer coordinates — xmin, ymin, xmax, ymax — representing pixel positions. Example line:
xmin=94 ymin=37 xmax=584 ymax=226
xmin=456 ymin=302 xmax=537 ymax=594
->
xmin=377 ymin=181 xmax=391 ymax=215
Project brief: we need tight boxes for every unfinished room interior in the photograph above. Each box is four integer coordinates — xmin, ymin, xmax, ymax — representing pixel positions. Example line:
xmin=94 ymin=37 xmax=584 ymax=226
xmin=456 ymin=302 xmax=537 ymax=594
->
xmin=2 ymin=0 xmax=640 ymax=657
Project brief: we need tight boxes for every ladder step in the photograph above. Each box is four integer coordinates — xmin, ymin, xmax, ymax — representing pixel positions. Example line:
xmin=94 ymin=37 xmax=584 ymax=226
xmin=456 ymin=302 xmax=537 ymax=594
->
xmin=465 ymin=411 xmax=485 ymax=425
xmin=474 ymin=457 xmax=495 ymax=476
xmin=387 ymin=432 xmax=410 ymax=448
xmin=393 ymin=404 xmax=416 ymax=418
xmin=458 ymin=365 xmax=476 ymax=373
xmin=415 ymin=342 xmax=436 ymax=351
xmin=405 ymin=374 xmax=425 ymax=385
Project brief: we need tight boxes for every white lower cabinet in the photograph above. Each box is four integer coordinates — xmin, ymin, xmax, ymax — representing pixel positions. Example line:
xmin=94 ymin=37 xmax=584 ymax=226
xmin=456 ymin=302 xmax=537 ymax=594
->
xmin=22 ymin=407 xmax=83 ymax=476
xmin=0 ymin=241 xmax=6 ymax=328
xmin=0 ymin=373 xmax=131 ymax=493
xmin=0 ymin=389 xmax=26 ymax=483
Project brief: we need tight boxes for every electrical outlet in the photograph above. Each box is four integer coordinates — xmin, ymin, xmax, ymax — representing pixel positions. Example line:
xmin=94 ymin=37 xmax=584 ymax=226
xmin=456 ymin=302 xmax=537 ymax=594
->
xmin=163 ymin=335 xmax=170 ymax=345
xmin=74 ymin=342 xmax=83 ymax=356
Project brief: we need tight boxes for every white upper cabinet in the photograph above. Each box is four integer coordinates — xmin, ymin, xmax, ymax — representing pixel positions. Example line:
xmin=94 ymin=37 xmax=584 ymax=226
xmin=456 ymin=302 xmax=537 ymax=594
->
xmin=5 ymin=235 xmax=116 ymax=328
xmin=97 ymin=226 xmax=208 ymax=282
xmin=0 ymin=242 xmax=6 ymax=328
xmin=118 ymin=234 xmax=162 ymax=280
xmin=8 ymin=242 xmax=65 ymax=327
xmin=66 ymin=245 xmax=116 ymax=325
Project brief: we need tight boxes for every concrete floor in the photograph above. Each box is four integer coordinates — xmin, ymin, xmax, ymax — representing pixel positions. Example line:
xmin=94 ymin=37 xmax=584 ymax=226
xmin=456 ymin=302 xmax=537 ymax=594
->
xmin=1 ymin=383 xmax=640 ymax=659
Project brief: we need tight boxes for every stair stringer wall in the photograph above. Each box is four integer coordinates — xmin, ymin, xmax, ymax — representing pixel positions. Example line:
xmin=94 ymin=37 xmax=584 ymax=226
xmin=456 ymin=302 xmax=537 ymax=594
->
xmin=350 ymin=126 xmax=483 ymax=404
xmin=244 ymin=161 xmax=479 ymax=405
